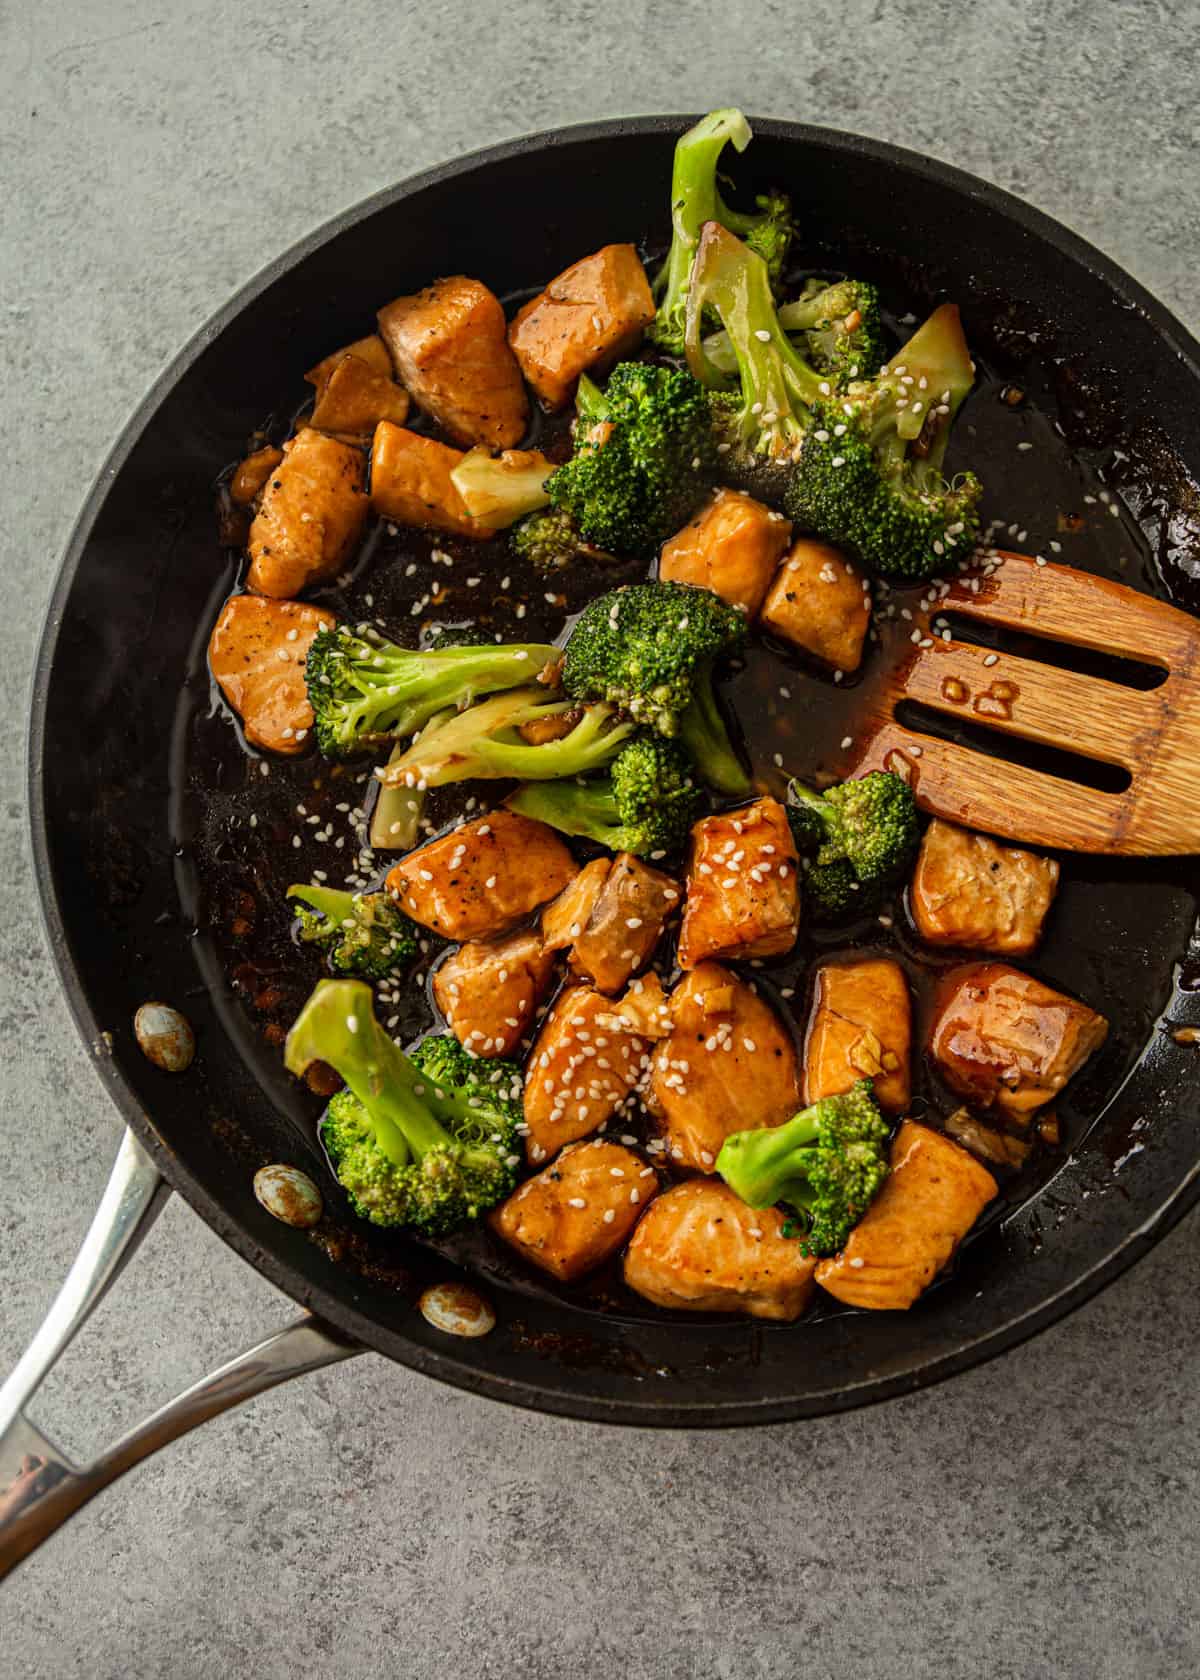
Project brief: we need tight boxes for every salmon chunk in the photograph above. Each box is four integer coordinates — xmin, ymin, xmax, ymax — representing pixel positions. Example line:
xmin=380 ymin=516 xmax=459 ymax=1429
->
xmin=377 ymin=276 xmax=528 ymax=449
xmin=542 ymin=859 xmax=611 ymax=952
xmin=815 ymin=1121 xmax=999 ymax=1309
xmin=929 ymin=963 xmax=1108 ymax=1120
xmin=624 ymin=1180 xmax=818 ymax=1321
xmin=208 ymin=594 xmax=334 ymax=754
xmin=677 ymin=797 xmax=799 ymax=969
xmin=911 ymin=819 xmax=1060 ymax=955
xmin=229 ymin=445 xmax=284 ymax=507
xmin=386 ymin=810 xmax=576 ymax=942
xmin=659 ymin=489 xmax=792 ymax=618
xmin=309 ymin=352 xmax=410 ymax=437
xmin=759 ymin=539 xmax=871 ymax=672
xmin=508 ymin=244 xmax=656 ymax=410
xmin=523 ymin=985 xmax=654 ymax=1163
xmin=805 ymin=957 xmax=912 ymax=1114
xmin=306 ymin=334 xmax=394 ymax=391
xmin=542 ymin=854 xmax=680 ymax=994
xmin=489 ymin=1140 xmax=659 ymax=1282
xmin=247 ymin=429 xmax=368 ymax=598
xmin=432 ymin=927 xmax=558 ymax=1058
xmin=369 ymin=422 xmax=492 ymax=540
xmin=647 ymin=964 xmax=800 ymax=1172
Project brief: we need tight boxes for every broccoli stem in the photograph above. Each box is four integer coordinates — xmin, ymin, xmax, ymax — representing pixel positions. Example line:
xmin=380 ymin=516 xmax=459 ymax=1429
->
xmin=677 ymin=667 xmax=751 ymax=795
xmin=449 ymin=447 xmax=554 ymax=530
xmin=383 ymin=691 xmax=636 ymax=789
xmin=504 ymin=778 xmax=620 ymax=844
xmin=286 ymin=883 xmax=363 ymax=929
xmin=652 ymin=109 xmax=754 ymax=321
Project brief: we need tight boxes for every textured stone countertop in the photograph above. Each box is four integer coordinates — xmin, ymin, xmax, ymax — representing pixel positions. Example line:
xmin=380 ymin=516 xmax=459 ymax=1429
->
xmin=2 ymin=3 xmax=1198 ymax=1674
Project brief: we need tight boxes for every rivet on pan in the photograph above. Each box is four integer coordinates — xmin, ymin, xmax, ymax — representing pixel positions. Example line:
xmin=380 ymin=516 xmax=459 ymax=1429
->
xmin=253 ymin=1164 xmax=324 ymax=1228
xmin=134 ymin=1003 xmax=195 ymax=1073
xmin=419 ymin=1283 xmax=496 ymax=1338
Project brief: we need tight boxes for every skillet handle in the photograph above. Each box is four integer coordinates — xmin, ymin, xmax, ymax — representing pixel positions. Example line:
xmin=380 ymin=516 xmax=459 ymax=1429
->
xmin=0 ymin=1128 xmax=361 ymax=1581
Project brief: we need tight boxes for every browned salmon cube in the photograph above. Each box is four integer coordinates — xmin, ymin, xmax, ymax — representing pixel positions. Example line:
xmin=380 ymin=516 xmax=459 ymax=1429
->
xmin=508 ymin=244 xmax=655 ymax=410
xmin=432 ymin=927 xmax=558 ymax=1058
xmin=247 ymin=429 xmax=367 ymax=599
xmin=659 ymin=489 xmax=792 ymax=618
xmin=523 ymin=985 xmax=653 ymax=1163
xmin=624 ymin=1180 xmax=817 ymax=1321
xmin=208 ymin=594 xmax=334 ymax=755
xmin=489 ymin=1140 xmax=659 ymax=1282
xmin=805 ymin=957 xmax=912 ymax=1114
xmin=309 ymin=353 xmax=411 ymax=437
xmin=677 ymin=797 xmax=799 ymax=969
xmin=229 ymin=445 xmax=284 ymax=507
xmin=542 ymin=859 xmax=611 ymax=951
xmin=815 ymin=1121 xmax=999 ymax=1309
xmin=647 ymin=963 xmax=800 ymax=1172
xmin=567 ymin=854 xmax=680 ymax=994
xmin=305 ymin=333 xmax=394 ymax=391
xmin=377 ymin=276 xmax=528 ymax=449
xmin=759 ymin=539 xmax=870 ymax=672
xmin=386 ymin=810 xmax=576 ymax=942
xmin=911 ymin=819 xmax=1060 ymax=955
xmin=369 ymin=422 xmax=491 ymax=540
xmin=928 ymin=963 xmax=1108 ymax=1120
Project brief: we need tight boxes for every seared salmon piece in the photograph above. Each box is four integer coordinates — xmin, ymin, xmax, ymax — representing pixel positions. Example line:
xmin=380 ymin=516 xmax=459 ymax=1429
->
xmin=309 ymin=353 xmax=410 ymax=437
xmin=815 ymin=1121 xmax=998 ymax=1309
xmin=659 ymin=489 xmax=792 ymax=618
xmin=369 ymin=422 xmax=492 ymax=540
xmin=377 ymin=276 xmax=528 ymax=449
xmin=208 ymin=594 xmax=334 ymax=755
xmin=911 ymin=819 xmax=1060 ymax=956
xmin=647 ymin=963 xmax=800 ymax=1172
xmin=432 ymin=927 xmax=558 ymax=1058
xmin=624 ymin=1180 xmax=818 ymax=1321
xmin=928 ymin=963 xmax=1108 ymax=1120
xmin=305 ymin=333 xmax=394 ymax=392
xmin=523 ymin=984 xmax=653 ymax=1163
xmin=759 ymin=539 xmax=870 ymax=672
xmin=804 ymin=957 xmax=912 ymax=1114
xmin=489 ymin=1140 xmax=659 ymax=1282
xmin=386 ymin=810 xmax=576 ymax=942
xmin=677 ymin=797 xmax=799 ymax=969
xmin=229 ymin=445 xmax=284 ymax=507
xmin=543 ymin=853 xmax=680 ymax=995
xmin=508 ymin=244 xmax=656 ymax=410
xmin=542 ymin=859 xmax=612 ymax=953
xmin=247 ymin=429 xmax=367 ymax=598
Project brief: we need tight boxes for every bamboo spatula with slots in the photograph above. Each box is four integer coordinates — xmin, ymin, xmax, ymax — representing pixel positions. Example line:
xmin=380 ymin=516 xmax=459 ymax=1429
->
xmin=850 ymin=551 xmax=1200 ymax=854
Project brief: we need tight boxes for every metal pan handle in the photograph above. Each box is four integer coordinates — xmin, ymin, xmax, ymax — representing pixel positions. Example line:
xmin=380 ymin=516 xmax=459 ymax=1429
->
xmin=0 ymin=1128 xmax=361 ymax=1581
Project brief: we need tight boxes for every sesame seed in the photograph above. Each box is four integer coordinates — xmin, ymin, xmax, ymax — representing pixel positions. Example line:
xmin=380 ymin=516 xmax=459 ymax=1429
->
xmin=841 ymin=735 xmax=853 ymax=750
xmin=567 ymin=1197 xmax=586 ymax=1209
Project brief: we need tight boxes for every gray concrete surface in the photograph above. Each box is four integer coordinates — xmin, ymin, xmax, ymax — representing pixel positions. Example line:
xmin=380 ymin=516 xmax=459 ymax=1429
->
xmin=3 ymin=2 xmax=1199 ymax=1674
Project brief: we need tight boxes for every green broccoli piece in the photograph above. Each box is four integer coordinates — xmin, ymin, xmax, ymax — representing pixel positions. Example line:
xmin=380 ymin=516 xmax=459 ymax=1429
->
xmin=784 ymin=302 xmax=982 ymax=579
xmin=449 ymin=447 xmax=553 ymax=530
xmin=408 ymin=1033 xmax=524 ymax=1117
xmin=787 ymin=771 xmax=919 ymax=913
xmin=561 ymin=582 xmax=750 ymax=795
xmin=381 ymin=687 xmax=636 ymax=790
xmin=286 ymin=981 xmax=521 ymax=1235
xmin=649 ymin=107 xmax=794 ymax=354
xmin=509 ymin=507 xmax=618 ymax=573
xmin=287 ymin=884 xmax=418 ymax=980
xmin=716 ymin=1079 xmax=890 ymax=1257
xmin=545 ymin=363 xmax=717 ymax=559
xmin=778 ymin=278 xmax=887 ymax=388
xmin=305 ymin=624 xmax=559 ymax=760
xmin=507 ymin=734 xmax=700 ymax=858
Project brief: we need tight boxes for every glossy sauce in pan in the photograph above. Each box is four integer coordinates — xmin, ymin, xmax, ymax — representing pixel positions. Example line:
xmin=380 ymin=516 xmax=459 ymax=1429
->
xmin=171 ymin=276 xmax=1200 ymax=1322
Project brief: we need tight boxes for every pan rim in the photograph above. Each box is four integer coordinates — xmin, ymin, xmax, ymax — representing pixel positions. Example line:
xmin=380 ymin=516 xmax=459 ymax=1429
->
xmin=27 ymin=113 xmax=1200 ymax=1427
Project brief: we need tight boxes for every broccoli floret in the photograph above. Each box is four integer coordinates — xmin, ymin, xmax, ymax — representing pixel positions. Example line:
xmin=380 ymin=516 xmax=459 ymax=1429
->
xmin=287 ymin=884 xmax=418 ymax=980
xmin=649 ymin=108 xmax=794 ymax=354
xmin=509 ymin=507 xmax=618 ymax=573
xmin=409 ymin=1033 xmax=524 ymax=1116
xmin=545 ymin=363 xmax=717 ymax=559
xmin=561 ymin=582 xmax=750 ymax=794
xmin=381 ymin=687 xmax=636 ymax=790
xmin=787 ymin=771 xmax=919 ymax=910
xmin=784 ymin=303 xmax=982 ymax=579
xmin=716 ymin=1079 xmax=890 ymax=1257
xmin=778 ymin=279 xmax=887 ymax=388
xmin=305 ymin=624 xmax=559 ymax=760
xmin=507 ymin=734 xmax=700 ymax=857
xmin=286 ymin=980 xmax=521 ymax=1235
xmin=449 ymin=447 xmax=554 ymax=530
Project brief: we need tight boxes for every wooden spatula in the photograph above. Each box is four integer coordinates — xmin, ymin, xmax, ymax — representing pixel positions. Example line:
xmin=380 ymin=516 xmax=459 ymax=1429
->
xmin=850 ymin=551 xmax=1200 ymax=854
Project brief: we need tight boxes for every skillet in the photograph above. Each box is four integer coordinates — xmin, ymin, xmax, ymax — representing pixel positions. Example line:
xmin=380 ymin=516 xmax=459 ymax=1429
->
xmin=5 ymin=114 xmax=1200 ymax=1574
